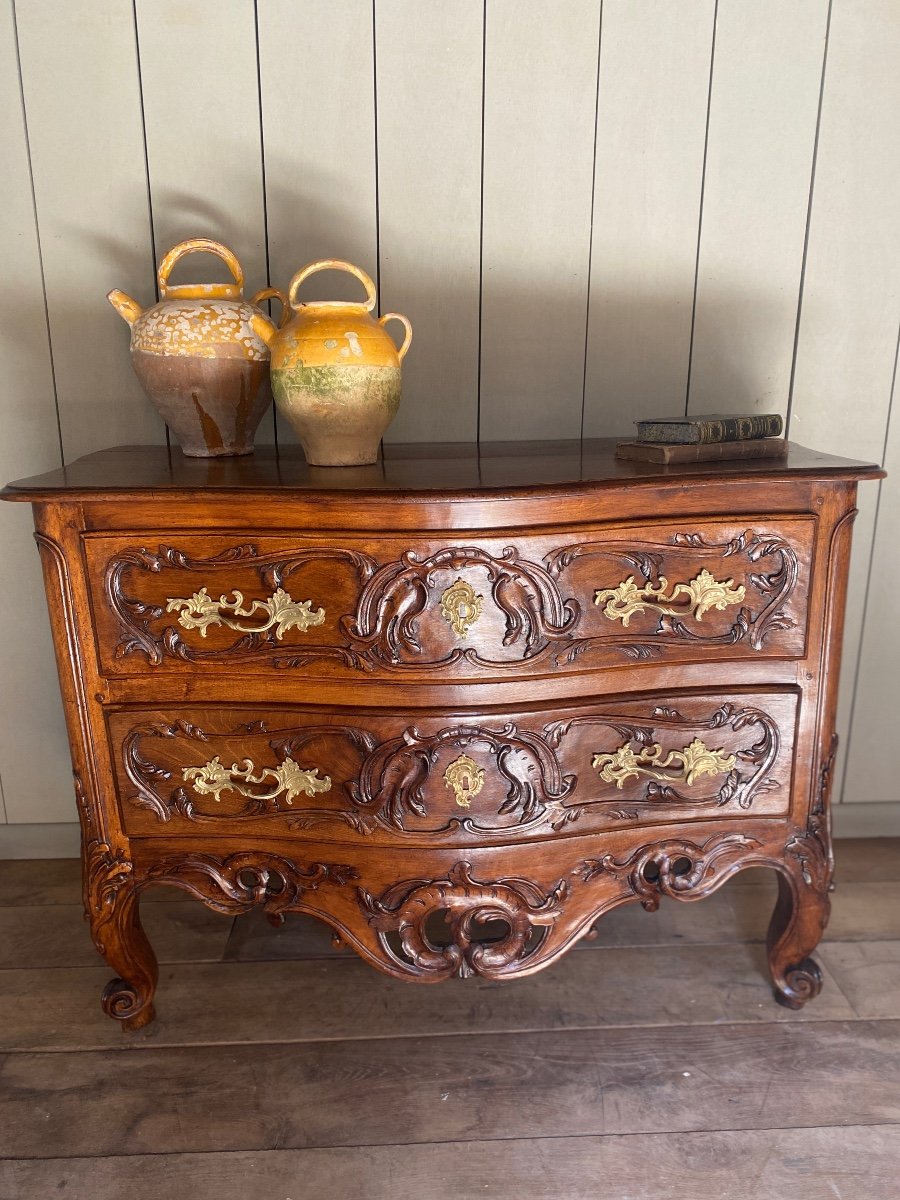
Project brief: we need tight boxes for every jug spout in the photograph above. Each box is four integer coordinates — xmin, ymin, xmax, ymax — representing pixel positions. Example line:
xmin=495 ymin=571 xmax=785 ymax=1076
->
xmin=107 ymin=289 xmax=144 ymax=326
xmin=250 ymin=312 xmax=278 ymax=348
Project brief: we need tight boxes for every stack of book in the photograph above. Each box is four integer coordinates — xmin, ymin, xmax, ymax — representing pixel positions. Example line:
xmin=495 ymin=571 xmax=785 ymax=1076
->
xmin=616 ymin=414 xmax=787 ymax=464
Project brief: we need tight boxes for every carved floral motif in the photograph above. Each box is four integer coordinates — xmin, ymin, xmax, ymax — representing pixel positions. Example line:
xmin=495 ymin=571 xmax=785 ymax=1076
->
xmin=358 ymin=860 xmax=568 ymax=979
xmin=86 ymin=837 xmax=135 ymax=956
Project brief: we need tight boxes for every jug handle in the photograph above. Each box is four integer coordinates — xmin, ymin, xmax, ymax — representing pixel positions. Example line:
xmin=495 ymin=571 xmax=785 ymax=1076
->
xmin=250 ymin=286 xmax=291 ymax=328
xmin=379 ymin=313 xmax=413 ymax=362
xmin=158 ymin=238 xmax=244 ymax=297
xmin=288 ymin=259 xmax=377 ymax=312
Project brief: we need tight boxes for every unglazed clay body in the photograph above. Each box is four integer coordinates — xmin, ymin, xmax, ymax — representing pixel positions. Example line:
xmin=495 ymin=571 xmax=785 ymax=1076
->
xmin=108 ymin=239 xmax=286 ymax=457
xmin=255 ymin=260 xmax=412 ymax=466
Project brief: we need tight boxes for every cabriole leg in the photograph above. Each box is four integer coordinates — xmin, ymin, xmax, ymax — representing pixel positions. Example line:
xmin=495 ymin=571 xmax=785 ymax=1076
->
xmin=766 ymin=847 xmax=831 ymax=1010
xmin=87 ymin=846 xmax=158 ymax=1031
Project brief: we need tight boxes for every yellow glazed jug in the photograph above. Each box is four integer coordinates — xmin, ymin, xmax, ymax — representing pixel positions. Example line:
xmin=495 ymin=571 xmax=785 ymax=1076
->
xmin=254 ymin=260 xmax=412 ymax=466
xmin=108 ymin=238 xmax=286 ymax=457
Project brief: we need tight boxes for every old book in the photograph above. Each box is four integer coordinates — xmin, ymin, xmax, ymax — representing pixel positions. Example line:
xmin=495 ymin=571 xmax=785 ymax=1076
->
xmin=636 ymin=413 xmax=783 ymax=444
xmin=616 ymin=438 xmax=789 ymax=465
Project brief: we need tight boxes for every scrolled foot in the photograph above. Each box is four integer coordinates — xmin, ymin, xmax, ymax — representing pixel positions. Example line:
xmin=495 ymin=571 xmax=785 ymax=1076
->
xmin=766 ymin=840 xmax=830 ymax=1011
xmin=773 ymin=956 xmax=824 ymax=1010
xmin=102 ymin=976 xmax=156 ymax=1031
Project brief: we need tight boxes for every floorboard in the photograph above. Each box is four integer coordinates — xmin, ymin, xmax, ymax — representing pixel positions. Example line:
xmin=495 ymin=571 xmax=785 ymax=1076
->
xmin=0 ymin=940 xmax=857 ymax=1054
xmin=1 ymin=1021 xmax=898 ymax=1159
xmin=2 ymin=1125 xmax=895 ymax=1200
xmin=0 ymin=902 xmax=232 ymax=969
xmin=0 ymin=843 xmax=897 ymax=1192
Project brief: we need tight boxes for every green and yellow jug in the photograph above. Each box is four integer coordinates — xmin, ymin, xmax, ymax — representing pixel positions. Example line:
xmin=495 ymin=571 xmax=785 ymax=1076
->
xmin=253 ymin=260 xmax=412 ymax=466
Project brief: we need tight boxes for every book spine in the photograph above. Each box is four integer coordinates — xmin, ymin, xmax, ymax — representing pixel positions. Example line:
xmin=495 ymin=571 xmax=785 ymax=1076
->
xmin=636 ymin=414 xmax=784 ymax=444
xmin=616 ymin=438 xmax=788 ymax=464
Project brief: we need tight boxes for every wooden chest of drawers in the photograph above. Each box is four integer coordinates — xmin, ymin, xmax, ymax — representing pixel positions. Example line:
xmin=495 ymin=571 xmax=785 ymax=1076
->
xmin=2 ymin=439 xmax=882 ymax=1029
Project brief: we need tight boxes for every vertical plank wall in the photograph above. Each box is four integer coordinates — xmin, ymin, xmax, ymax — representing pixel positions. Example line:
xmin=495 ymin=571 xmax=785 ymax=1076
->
xmin=1 ymin=0 xmax=898 ymax=846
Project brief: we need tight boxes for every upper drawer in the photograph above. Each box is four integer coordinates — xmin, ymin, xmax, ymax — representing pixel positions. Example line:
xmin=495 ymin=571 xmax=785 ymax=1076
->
xmin=86 ymin=516 xmax=814 ymax=681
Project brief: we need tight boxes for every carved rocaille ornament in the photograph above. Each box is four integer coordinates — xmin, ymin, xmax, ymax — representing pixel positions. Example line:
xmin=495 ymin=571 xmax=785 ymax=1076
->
xmin=142 ymin=852 xmax=358 ymax=922
xmin=577 ymin=833 xmax=765 ymax=911
xmin=344 ymin=545 xmax=579 ymax=667
xmin=104 ymin=525 xmax=800 ymax=672
xmin=359 ymin=861 xmax=568 ymax=979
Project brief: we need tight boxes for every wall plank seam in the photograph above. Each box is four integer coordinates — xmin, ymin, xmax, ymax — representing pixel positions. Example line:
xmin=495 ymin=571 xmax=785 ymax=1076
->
xmin=372 ymin=0 xmax=382 ymax=306
xmin=784 ymin=0 xmax=834 ymax=433
xmin=130 ymin=0 xmax=168 ymax=453
xmin=579 ymin=0 xmax=605 ymax=442
xmin=10 ymin=0 xmax=63 ymax=468
xmin=475 ymin=0 xmax=487 ymax=443
xmin=682 ymin=0 xmax=719 ymax=417
xmin=251 ymin=0 xmax=277 ymax=447
xmin=839 ymin=319 xmax=900 ymax=804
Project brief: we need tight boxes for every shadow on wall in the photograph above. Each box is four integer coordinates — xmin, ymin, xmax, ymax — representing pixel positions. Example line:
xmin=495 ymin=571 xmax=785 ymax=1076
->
xmin=37 ymin=153 xmax=790 ymax=451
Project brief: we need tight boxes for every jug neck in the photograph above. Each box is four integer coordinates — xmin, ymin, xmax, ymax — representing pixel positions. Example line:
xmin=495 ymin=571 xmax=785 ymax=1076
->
xmin=162 ymin=283 xmax=243 ymax=301
xmin=296 ymin=301 xmax=372 ymax=313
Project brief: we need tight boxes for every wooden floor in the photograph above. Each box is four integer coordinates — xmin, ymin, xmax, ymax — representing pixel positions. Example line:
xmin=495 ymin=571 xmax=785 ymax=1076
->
xmin=1 ymin=841 xmax=899 ymax=1199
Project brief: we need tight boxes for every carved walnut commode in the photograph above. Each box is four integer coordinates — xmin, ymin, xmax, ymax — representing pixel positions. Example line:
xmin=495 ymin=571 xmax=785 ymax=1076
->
xmin=2 ymin=440 xmax=882 ymax=1030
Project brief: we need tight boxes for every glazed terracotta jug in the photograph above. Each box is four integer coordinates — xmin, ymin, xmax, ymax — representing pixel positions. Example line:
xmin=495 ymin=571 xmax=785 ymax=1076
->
xmin=254 ymin=260 xmax=412 ymax=466
xmin=108 ymin=238 xmax=287 ymax=457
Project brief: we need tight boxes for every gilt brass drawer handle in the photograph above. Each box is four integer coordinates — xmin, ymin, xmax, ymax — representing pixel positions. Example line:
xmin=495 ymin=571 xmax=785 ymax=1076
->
xmin=593 ymin=738 xmax=736 ymax=789
xmin=443 ymin=754 xmax=485 ymax=808
xmin=166 ymin=586 xmax=325 ymax=639
xmin=439 ymin=578 xmax=483 ymax=638
xmin=183 ymin=756 xmax=331 ymax=806
xmin=594 ymin=569 xmax=745 ymax=627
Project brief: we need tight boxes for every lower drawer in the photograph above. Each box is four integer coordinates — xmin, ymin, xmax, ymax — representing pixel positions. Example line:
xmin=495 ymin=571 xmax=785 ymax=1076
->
xmin=110 ymin=689 xmax=798 ymax=843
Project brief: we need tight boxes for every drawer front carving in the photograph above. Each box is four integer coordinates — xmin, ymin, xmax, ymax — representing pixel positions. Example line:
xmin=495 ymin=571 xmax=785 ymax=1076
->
xmin=88 ymin=518 xmax=812 ymax=679
xmin=110 ymin=690 xmax=797 ymax=840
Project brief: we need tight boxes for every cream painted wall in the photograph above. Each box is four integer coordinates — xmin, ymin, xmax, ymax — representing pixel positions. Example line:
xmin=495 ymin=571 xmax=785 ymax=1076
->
xmin=1 ymin=0 xmax=898 ymax=848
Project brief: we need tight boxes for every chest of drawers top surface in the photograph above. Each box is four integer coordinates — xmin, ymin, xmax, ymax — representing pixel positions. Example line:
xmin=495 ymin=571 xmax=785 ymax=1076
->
xmin=2 ymin=439 xmax=882 ymax=1029
xmin=3 ymin=437 xmax=881 ymax=502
